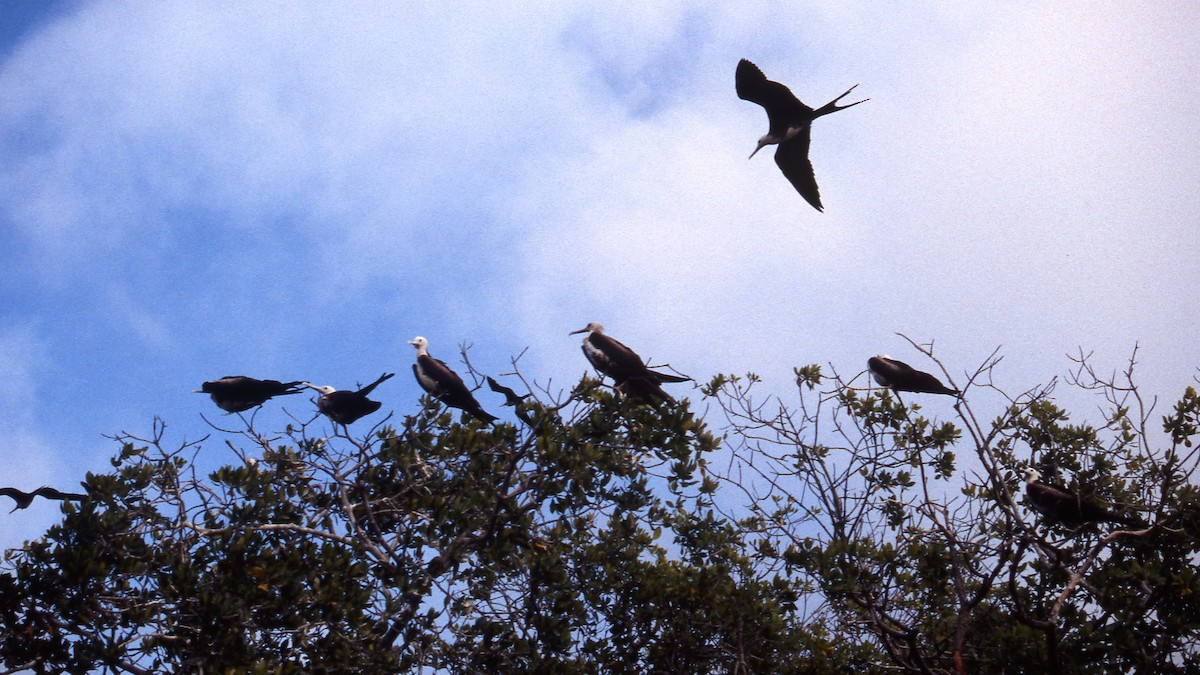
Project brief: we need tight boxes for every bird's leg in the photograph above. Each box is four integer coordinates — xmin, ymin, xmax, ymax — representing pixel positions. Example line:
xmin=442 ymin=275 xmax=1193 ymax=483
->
xmin=812 ymin=84 xmax=868 ymax=118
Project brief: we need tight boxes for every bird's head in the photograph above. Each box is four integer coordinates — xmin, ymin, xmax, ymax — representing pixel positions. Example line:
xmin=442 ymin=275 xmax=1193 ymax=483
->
xmin=1023 ymin=467 xmax=1041 ymax=484
xmin=867 ymin=355 xmax=892 ymax=382
xmin=570 ymin=322 xmax=604 ymax=336
xmin=408 ymin=336 xmax=429 ymax=354
xmin=302 ymin=382 xmax=337 ymax=395
xmin=749 ymin=135 xmax=773 ymax=159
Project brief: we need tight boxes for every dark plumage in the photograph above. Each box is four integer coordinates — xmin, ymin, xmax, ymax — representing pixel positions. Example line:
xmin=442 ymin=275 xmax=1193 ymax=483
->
xmin=736 ymin=58 xmax=865 ymax=212
xmin=570 ymin=322 xmax=689 ymax=404
xmin=196 ymin=376 xmax=305 ymax=413
xmin=303 ymin=373 xmax=394 ymax=425
xmin=409 ymin=337 xmax=498 ymax=424
xmin=487 ymin=376 xmax=529 ymax=407
xmin=0 ymin=486 xmax=87 ymax=512
xmin=1024 ymin=469 xmax=1145 ymax=528
xmin=868 ymin=355 xmax=960 ymax=396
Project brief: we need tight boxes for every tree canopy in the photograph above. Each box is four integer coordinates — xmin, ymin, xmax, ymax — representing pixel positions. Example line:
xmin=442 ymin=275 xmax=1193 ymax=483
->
xmin=2 ymin=346 xmax=1198 ymax=673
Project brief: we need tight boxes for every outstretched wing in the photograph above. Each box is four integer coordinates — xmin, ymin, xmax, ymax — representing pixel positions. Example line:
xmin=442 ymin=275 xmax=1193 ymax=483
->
xmin=773 ymin=133 xmax=822 ymax=212
xmin=736 ymin=59 xmax=810 ymax=129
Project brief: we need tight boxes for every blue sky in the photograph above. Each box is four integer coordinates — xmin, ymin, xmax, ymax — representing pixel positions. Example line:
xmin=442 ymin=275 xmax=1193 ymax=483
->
xmin=2 ymin=2 xmax=1198 ymax=550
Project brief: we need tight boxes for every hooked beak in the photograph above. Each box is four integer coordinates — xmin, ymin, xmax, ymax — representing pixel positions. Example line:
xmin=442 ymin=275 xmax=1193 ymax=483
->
xmin=748 ymin=143 xmax=765 ymax=159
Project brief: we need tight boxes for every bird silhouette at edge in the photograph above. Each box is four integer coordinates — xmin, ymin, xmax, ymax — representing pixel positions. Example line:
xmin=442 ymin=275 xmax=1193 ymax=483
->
xmin=0 ymin=486 xmax=87 ymax=513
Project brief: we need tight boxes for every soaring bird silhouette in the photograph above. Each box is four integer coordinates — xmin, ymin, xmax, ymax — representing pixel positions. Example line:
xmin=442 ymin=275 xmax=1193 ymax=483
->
xmin=195 ymin=376 xmax=305 ymax=413
xmin=408 ymin=337 xmax=498 ymax=424
xmin=1023 ymin=469 xmax=1145 ymax=528
xmin=0 ymin=486 xmax=87 ymax=512
xmin=303 ymin=373 xmax=394 ymax=426
xmin=736 ymin=58 xmax=865 ymax=212
xmin=570 ymin=323 xmax=689 ymax=404
xmin=868 ymin=356 xmax=960 ymax=396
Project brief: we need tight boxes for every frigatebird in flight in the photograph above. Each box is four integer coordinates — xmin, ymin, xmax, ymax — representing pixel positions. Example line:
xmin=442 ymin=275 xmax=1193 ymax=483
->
xmin=409 ymin=337 xmax=498 ymax=424
xmin=570 ymin=322 xmax=689 ymax=404
xmin=196 ymin=376 xmax=305 ymax=413
xmin=303 ymin=373 xmax=394 ymax=426
xmin=868 ymin=356 xmax=959 ymax=397
xmin=0 ymin=486 xmax=87 ymax=512
xmin=1023 ymin=469 xmax=1144 ymax=528
xmin=736 ymin=58 xmax=865 ymax=212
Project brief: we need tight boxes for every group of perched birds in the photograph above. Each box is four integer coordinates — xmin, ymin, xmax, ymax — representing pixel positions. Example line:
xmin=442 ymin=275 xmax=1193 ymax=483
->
xmin=2 ymin=63 xmax=1144 ymax=532
xmin=196 ymin=325 xmax=703 ymax=428
xmin=196 ymin=325 xmax=963 ymax=428
xmin=193 ymin=328 xmax=1146 ymax=531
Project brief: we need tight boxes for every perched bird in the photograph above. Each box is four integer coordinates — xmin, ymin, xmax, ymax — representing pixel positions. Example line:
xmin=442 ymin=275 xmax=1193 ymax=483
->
xmin=303 ymin=373 xmax=394 ymax=425
xmin=0 ymin=486 xmax=87 ymax=512
xmin=736 ymin=58 xmax=866 ymax=212
xmin=195 ymin=376 xmax=305 ymax=413
xmin=570 ymin=323 xmax=689 ymax=404
xmin=868 ymin=356 xmax=960 ymax=397
xmin=1023 ymin=469 xmax=1144 ymax=528
xmin=408 ymin=337 xmax=498 ymax=424
xmin=487 ymin=376 xmax=530 ymax=407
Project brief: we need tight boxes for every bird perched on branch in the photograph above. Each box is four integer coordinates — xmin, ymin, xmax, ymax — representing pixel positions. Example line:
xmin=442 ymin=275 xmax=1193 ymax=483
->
xmin=1023 ymin=468 xmax=1145 ymax=528
xmin=408 ymin=337 xmax=498 ymax=424
xmin=736 ymin=58 xmax=866 ymax=212
xmin=570 ymin=323 xmax=689 ymax=404
xmin=195 ymin=376 xmax=305 ymax=413
xmin=303 ymin=373 xmax=394 ymax=426
xmin=868 ymin=356 xmax=960 ymax=397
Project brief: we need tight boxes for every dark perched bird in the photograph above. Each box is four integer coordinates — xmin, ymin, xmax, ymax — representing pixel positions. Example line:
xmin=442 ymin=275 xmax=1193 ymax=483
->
xmin=487 ymin=376 xmax=529 ymax=407
xmin=1023 ymin=469 xmax=1145 ymax=528
xmin=868 ymin=356 xmax=960 ymax=396
xmin=408 ymin=337 xmax=498 ymax=424
xmin=195 ymin=376 xmax=305 ymax=413
xmin=303 ymin=373 xmax=394 ymax=425
xmin=570 ymin=322 xmax=689 ymax=404
xmin=0 ymin=486 xmax=87 ymax=512
xmin=736 ymin=58 xmax=866 ymax=212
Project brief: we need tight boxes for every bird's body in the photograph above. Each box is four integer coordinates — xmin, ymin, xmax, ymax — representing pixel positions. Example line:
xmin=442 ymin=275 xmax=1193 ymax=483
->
xmin=1023 ymin=469 xmax=1144 ymax=528
xmin=196 ymin=376 xmax=305 ymax=413
xmin=408 ymin=337 xmax=498 ymax=424
xmin=304 ymin=373 xmax=394 ymax=425
xmin=570 ymin=323 xmax=689 ymax=404
xmin=736 ymin=58 xmax=865 ymax=212
xmin=0 ymin=486 xmax=87 ymax=512
xmin=868 ymin=356 xmax=960 ymax=396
